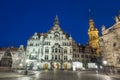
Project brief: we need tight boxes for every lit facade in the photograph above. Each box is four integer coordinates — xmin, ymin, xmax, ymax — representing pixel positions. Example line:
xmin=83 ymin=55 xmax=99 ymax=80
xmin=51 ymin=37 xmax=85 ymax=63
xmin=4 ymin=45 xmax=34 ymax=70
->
xmin=88 ymin=17 xmax=100 ymax=55
xmin=26 ymin=16 xmax=74 ymax=70
xmin=0 ymin=16 xmax=99 ymax=70
xmin=73 ymin=44 xmax=97 ymax=68
xmin=100 ymin=14 xmax=120 ymax=70
xmin=0 ymin=45 xmax=26 ymax=69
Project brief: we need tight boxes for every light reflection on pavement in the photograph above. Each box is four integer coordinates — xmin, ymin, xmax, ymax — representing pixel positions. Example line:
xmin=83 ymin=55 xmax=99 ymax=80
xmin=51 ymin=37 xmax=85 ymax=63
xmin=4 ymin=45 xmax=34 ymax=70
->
xmin=0 ymin=70 xmax=119 ymax=80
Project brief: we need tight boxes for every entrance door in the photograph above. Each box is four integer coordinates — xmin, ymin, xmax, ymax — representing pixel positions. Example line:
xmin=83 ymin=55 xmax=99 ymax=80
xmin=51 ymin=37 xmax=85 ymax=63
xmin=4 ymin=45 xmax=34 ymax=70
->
xmin=0 ymin=50 xmax=12 ymax=67
xmin=64 ymin=64 xmax=67 ymax=70
xmin=56 ymin=63 xmax=59 ymax=69
xmin=44 ymin=63 xmax=48 ymax=70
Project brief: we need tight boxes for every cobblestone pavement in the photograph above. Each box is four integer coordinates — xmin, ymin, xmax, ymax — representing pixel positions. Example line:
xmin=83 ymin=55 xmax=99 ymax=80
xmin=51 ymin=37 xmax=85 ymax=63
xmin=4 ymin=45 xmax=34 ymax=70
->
xmin=0 ymin=70 xmax=120 ymax=80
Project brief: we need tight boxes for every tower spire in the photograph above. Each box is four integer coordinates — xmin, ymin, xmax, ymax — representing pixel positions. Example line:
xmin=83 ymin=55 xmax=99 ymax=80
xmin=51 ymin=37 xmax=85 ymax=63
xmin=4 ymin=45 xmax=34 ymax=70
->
xmin=88 ymin=9 xmax=92 ymax=19
xmin=54 ymin=15 xmax=59 ymax=25
xmin=88 ymin=9 xmax=95 ymax=29
xmin=88 ymin=10 xmax=100 ymax=56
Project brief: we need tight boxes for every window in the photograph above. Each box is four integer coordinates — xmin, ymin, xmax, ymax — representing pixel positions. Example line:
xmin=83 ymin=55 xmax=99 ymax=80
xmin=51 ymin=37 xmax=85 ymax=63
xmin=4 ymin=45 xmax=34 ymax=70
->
xmin=45 ymin=55 xmax=48 ymax=60
xmin=50 ymin=36 xmax=52 ymax=38
xmin=73 ymin=54 xmax=74 ymax=58
xmin=45 ymin=48 xmax=49 ymax=53
xmin=75 ymin=54 xmax=76 ymax=57
xmin=44 ymin=42 xmax=50 ymax=45
xmin=55 ymin=48 xmax=57 ymax=53
xmin=36 ymin=44 xmax=39 ymax=46
xmin=52 ymin=55 xmax=54 ymax=60
xmin=64 ymin=56 xmax=67 ymax=60
xmin=58 ymin=55 xmax=60 ymax=60
xmin=113 ymin=42 xmax=116 ymax=47
xmin=86 ymin=55 xmax=88 ymax=58
xmin=30 ymin=43 xmax=33 ymax=46
xmin=55 ymin=55 xmax=57 ymax=60
xmin=82 ymin=59 xmax=84 ymax=63
xmin=81 ymin=55 xmax=84 ymax=58
xmin=64 ymin=43 xmax=66 ymax=46
xmin=70 ymin=49 xmax=72 ymax=54
xmin=64 ymin=49 xmax=67 ymax=54
xmin=59 ymin=49 xmax=61 ymax=53
xmin=33 ymin=49 xmax=35 ymax=52
xmin=52 ymin=49 xmax=54 ymax=53
xmin=62 ymin=42 xmax=64 ymax=46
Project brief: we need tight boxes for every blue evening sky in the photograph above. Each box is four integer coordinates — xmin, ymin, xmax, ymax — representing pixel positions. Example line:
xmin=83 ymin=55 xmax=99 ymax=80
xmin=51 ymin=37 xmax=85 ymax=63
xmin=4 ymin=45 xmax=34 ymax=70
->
xmin=0 ymin=0 xmax=120 ymax=47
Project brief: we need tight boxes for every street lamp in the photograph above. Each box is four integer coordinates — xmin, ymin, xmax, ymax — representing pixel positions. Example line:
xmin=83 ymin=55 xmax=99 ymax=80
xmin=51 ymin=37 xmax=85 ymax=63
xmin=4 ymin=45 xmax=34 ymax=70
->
xmin=96 ymin=65 xmax=98 ymax=69
xmin=103 ymin=60 xmax=107 ymax=74
xmin=19 ymin=63 xmax=23 ymax=69
xmin=25 ymin=59 xmax=29 ymax=75
xmin=37 ymin=63 xmax=39 ymax=70
xmin=103 ymin=61 xmax=107 ymax=65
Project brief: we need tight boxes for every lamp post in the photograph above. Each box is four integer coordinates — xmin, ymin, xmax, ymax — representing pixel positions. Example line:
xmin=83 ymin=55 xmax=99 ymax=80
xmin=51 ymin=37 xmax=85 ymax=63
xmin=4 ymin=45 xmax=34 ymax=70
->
xmin=19 ymin=63 xmax=23 ymax=70
xmin=37 ymin=63 xmax=39 ymax=70
xmin=25 ymin=59 xmax=29 ymax=75
xmin=103 ymin=60 xmax=107 ymax=74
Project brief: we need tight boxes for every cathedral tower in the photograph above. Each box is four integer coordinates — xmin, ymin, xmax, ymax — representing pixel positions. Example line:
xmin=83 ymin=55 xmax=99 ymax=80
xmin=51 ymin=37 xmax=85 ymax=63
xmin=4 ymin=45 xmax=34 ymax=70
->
xmin=88 ymin=15 xmax=100 ymax=55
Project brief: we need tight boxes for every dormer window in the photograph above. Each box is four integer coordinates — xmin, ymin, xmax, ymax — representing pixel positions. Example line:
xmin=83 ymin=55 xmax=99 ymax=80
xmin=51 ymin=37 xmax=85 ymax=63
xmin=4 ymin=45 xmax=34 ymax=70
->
xmin=113 ymin=42 xmax=116 ymax=47
xmin=54 ymin=32 xmax=60 ymax=39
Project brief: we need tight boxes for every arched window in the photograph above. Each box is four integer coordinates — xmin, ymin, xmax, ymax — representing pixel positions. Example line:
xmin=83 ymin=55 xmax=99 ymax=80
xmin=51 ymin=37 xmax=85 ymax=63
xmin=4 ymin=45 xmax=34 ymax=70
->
xmin=55 ymin=48 xmax=57 ymax=53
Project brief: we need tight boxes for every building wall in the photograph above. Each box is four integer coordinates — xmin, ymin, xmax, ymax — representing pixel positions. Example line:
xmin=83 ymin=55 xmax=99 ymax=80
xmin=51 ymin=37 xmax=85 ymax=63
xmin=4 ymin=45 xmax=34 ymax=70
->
xmin=88 ymin=18 xmax=100 ymax=55
xmin=26 ymin=16 xmax=73 ymax=70
xmin=100 ymin=14 xmax=120 ymax=69
xmin=0 ymin=16 xmax=98 ymax=70
xmin=0 ymin=45 xmax=26 ymax=69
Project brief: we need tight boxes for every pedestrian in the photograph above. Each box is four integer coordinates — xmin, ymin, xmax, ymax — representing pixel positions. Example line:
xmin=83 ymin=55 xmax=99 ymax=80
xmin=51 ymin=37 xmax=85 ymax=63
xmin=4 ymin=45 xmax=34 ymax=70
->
xmin=114 ymin=69 xmax=117 ymax=74
xmin=110 ymin=68 xmax=113 ymax=74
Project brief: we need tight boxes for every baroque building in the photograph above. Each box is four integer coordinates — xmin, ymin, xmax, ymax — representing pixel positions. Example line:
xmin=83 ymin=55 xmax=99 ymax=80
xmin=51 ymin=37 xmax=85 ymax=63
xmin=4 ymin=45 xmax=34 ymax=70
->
xmin=73 ymin=44 xmax=97 ymax=68
xmin=0 ymin=16 xmax=98 ymax=71
xmin=100 ymin=14 xmax=120 ymax=70
xmin=26 ymin=16 xmax=74 ymax=70
xmin=88 ymin=17 xmax=100 ymax=56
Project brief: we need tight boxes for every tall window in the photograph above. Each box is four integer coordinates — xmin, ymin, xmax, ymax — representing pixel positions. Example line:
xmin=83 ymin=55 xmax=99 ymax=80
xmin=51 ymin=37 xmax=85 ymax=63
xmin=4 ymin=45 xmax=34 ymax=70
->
xmin=33 ymin=49 xmax=35 ymax=52
xmin=30 ymin=43 xmax=33 ymax=46
xmin=52 ymin=49 xmax=54 ymax=53
xmin=64 ymin=56 xmax=67 ymax=60
xmin=58 ymin=55 xmax=60 ymax=60
xmin=64 ymin=49 xmax=67 ymax=54
xmin=45 ymin=48 xmax=49 ymax=53
xmin=52 ymin=55 xmax=54 ymax=60
xmin=55 ymin=48 xmax=57 ymax=53
xmin=59 ymin=49 xmax=61 ymax=53
xmin=55 ymin=55 xmax=57 ymax=60
xmin=45 ymin=55 xmax=48 ymax=60
xmin=70 ymin=49 xmax=72 ymax=54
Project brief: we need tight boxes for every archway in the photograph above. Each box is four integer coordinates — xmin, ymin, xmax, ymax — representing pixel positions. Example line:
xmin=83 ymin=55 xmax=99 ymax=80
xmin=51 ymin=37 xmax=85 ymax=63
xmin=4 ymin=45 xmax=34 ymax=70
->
xmin=0 ymin=50 xmax=12 ymax=67
xmin=0 ymin=49 xmax=12 ymax=71
xmin=29 ymin=62 xmax=34 ymax=70
xmin=56 ymin=63 xmax=59 ymax=69
xmin=43 ymin=63 xmax=48 ymax=70
xmin=64 ymin=64 xmax=67 ymax=70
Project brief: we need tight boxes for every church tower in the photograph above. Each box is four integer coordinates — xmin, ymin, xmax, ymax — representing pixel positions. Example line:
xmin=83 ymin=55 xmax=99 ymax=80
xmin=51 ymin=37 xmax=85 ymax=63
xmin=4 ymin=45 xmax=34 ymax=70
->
xmin=88 ymin=14 xmax=100 ymax=55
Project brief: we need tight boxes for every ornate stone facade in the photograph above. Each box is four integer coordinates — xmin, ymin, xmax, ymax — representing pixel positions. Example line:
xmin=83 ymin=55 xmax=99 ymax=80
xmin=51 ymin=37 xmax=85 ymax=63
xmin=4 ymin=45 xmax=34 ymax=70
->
xmin=0 ymin=16 xmax=98 ymax=70
xmin=0 ymin=45 xmax=26 ymax=69
xmin=100 ymin=14 xmax=120 ymax=70
xmin=88 ymin=17 xmax=100 ymax=56
xmin=26 ymin=16 xmax=73 ymax=70
xmin=73 ymin=44 xmax=97 ymax=68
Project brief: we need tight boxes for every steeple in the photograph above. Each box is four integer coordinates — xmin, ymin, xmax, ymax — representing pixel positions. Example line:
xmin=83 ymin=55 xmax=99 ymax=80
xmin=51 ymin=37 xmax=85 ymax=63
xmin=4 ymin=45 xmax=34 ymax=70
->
xmin=48 ymin=15 xmax=63 ymax=33
xmin=88 ymin=9 xmax=95 ymax=29
xmin=54 ymin=15 xmax=59 ymax=25
xmin=88 ymin=10 xmax=100 ymax=56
